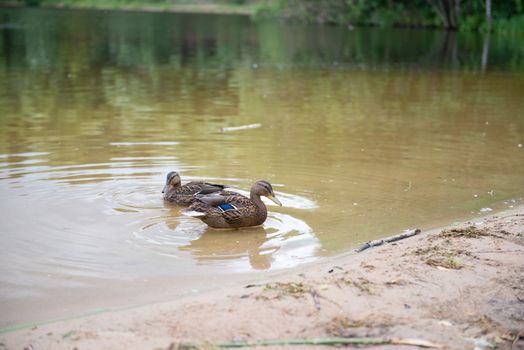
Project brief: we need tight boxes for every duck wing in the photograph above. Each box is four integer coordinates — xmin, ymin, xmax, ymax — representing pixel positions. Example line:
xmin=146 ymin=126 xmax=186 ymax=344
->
xmin=179 ymin=181 xmax=223 ymax=196
xmin=221 ymin=207 xmax=248 ymax=225
xmin=196 ymin=191 xmax=245 ymax=207
xmin=203 ymin=193 xmax=256 ymax=225
xmin=196 ymin=183 xmax=226 ymax=195
xmin=187 ymin=191 xmax=257 ymax=226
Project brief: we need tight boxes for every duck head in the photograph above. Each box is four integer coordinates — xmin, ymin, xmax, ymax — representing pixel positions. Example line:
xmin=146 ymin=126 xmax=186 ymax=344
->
xmin=252 ymin=180 xmax=282 ymax=206
xmin=162 ymin=171 xmax=181 ymax=194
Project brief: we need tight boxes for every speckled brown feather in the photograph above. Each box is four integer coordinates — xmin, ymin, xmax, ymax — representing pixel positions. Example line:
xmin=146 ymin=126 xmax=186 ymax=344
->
xmin=165 ymin=182 xmax=225 ymax=205
xmin=163 ymin=170 xmax=228 ymax=206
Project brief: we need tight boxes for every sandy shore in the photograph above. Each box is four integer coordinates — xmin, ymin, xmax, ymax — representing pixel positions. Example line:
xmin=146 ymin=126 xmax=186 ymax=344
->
xmin=1 ymin=207 xmax=523 ymax=350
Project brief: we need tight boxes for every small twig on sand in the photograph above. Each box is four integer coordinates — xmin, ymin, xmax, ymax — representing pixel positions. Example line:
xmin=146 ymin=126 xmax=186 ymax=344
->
xmin=309 ymin=288 xmax=321 ymax=311
xmin=513 ymin=332 xmax=523 ymax=350
xmin=356 ymin=229 xmax=421 ymax=253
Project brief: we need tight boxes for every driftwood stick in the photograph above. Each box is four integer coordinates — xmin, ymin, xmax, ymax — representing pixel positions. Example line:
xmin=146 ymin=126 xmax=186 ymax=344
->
xmin=355 ymin=242 xmax=371 ymax=252
xmin=356 ymin=229 xmax=421 ymax=253
xmin=384 ymin=229 xmax=421 ymax=243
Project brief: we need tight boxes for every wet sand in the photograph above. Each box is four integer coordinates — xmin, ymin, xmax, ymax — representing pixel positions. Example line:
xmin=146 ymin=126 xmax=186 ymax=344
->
xmin=1 ymin=207 xmax=523 ymax=350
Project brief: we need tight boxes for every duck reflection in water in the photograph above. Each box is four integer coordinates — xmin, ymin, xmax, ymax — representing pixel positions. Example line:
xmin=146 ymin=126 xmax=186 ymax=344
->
xmin=164 ymin=212 xmax=274 ymax=270
xmin=181 ymin=227 xmax=274 ymax=270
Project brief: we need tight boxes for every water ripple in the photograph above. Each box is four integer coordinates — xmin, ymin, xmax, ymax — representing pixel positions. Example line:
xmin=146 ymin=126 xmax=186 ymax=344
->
xmin=131 ymin=207 xmax=319 ymax=271
xmin=0 ymin=150 xmax=320 ymax=285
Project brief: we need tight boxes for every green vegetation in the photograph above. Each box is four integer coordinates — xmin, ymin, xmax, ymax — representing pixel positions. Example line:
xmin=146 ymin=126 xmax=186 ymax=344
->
xmin=438 ymin=226 xmax=489 ymax=239
xmin=258 ymin=0 xmax=524 ymax=34
xmin=6 ymin=0 xmax=257 ymax=15
xmin=255 ymin=0 xmax=439 ymax=28
xmin=426 ymin=257 xmax=463 ymax=269
xmin=1 ymin=0 xmax=523 ymax=73
xmin=3 ymin=0 xmax=523 ymax=33
xmin=263 ymin=282 xmax=309 ymax=298
xmin=412 ymin=245 xmax=466 ymax=270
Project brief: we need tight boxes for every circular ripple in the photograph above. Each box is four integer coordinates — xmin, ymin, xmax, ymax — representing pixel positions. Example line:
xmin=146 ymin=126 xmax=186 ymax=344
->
xmin=103 ymin=183 xmax=165 ymax=213
xmin=1 ymin=150 xmax=320 ymax=279
xmin=131 ymin=208 xmax=319 ymax=271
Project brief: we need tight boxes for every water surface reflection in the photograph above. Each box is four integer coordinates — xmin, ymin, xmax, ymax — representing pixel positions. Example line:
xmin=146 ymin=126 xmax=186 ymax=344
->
xmin=1 ymin=7 xmax=523 ymax=327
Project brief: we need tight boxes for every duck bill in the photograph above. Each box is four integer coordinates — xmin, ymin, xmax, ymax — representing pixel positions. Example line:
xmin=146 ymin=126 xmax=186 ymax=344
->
xmin=162 ymin=185 xmax=168 ymax=194
xmin=267 ymin=194 xmax=282 ymax=206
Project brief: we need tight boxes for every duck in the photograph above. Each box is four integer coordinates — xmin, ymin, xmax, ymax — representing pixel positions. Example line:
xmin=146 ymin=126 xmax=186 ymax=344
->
xmin=162 ymin=171 xmax=225 ymax=206
xmin=183 ymin=180 xmax=282 ymax=228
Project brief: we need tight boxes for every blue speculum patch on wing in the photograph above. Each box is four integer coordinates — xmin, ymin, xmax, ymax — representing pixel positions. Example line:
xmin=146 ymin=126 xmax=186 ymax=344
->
xmin=218 ymin=203 xmax=236 ymax=211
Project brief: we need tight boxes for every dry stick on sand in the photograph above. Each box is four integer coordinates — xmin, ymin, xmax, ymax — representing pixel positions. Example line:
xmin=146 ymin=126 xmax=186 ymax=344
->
xmin=308 ymin=288 xmax=321 ymax=310
xmin=169 ymin=337 xmax=443 ymax=349
xmin=355 ymin=229 xmax=421 ymax=253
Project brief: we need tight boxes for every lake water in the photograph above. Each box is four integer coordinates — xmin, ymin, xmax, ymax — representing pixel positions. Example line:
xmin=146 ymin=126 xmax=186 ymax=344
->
xmin=1 ymin=7 xmax=523 ymax=327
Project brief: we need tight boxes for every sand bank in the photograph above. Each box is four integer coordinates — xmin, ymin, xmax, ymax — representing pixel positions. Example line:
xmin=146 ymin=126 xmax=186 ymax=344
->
xmin=1 ymin=207 xmax=523 ymax=350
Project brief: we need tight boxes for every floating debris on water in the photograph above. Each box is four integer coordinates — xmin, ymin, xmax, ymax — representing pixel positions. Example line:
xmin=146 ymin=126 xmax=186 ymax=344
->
xmin=480 ymin=207 xmax=493 ymax=212
xmin=221 ymin=123 xmax=262 ymax=133
xmin=109 ymin=141 xmax=179 ymax=146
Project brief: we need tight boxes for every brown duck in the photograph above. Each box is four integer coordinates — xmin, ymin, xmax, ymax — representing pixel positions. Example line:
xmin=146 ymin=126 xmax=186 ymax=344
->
xmin=183 ymin=180 xmax=282 ymax=228
xmin=162 ymin=171 xmax=225 ymax=206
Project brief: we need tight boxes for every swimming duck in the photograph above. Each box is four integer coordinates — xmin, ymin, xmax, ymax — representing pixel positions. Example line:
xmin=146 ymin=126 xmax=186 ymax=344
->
xmin=183 ymin=180 xmax=282 ymax=228
xmin=162 ymin=171 xmax=225 ymax=206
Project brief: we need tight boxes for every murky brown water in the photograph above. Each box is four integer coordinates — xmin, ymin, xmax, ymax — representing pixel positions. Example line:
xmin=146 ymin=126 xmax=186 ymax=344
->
xmin=1 ymin=7 xmax=524 ymax=327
